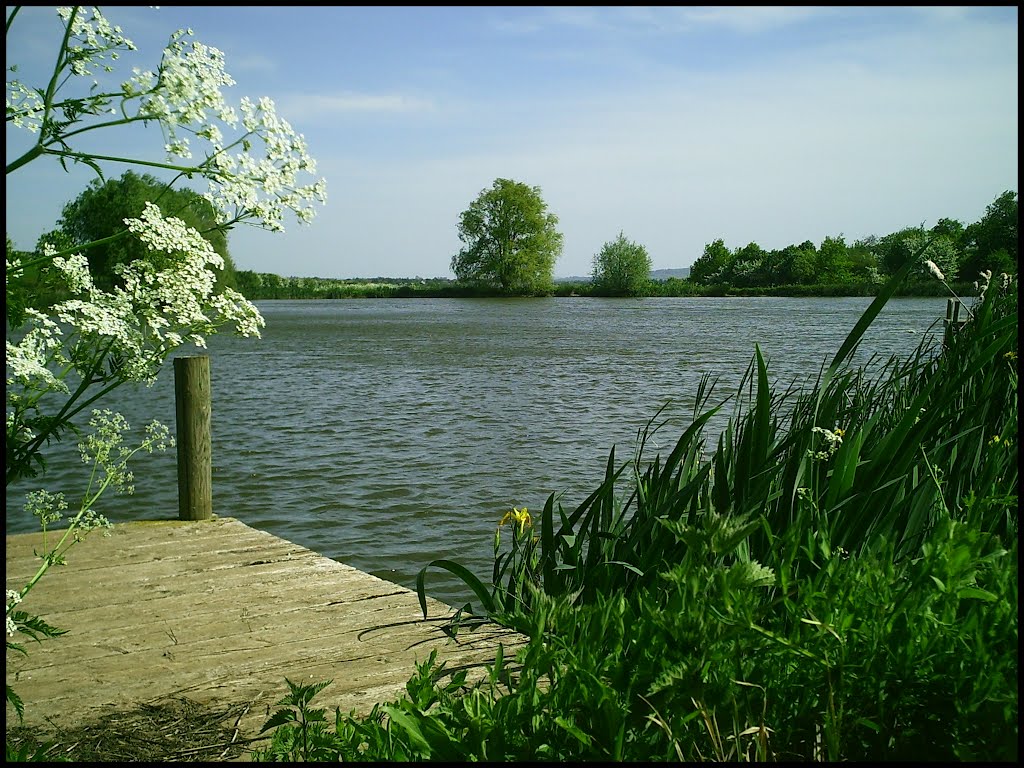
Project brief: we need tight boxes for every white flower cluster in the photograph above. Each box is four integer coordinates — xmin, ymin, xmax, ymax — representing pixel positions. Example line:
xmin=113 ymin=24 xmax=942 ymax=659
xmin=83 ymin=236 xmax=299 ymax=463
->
xmin=57 ymin=5 xmax=137 ymax=75
xmin=6 ymin=590 xmax=23 ymax=636
xmin=204 ymin=95 xmax=328 ymax=232
xmin=808 ymin=426 xmax=845 ymax=461
xmin=135 ymin=29 xmax=238 ymax=153
xmin=78 ymin=409 xmax=136 ymax=493
xmin=5 ymin=309 xmax=71 ymax=394
xmin=11 ymin=6 xmax=327 ymax=234
xmin=24 ymin=489 xmax=69 ymax=528
xmin=6 ymin=205 xmax=264 ymax=483
xmin=115 ymin=20 xmax=328 ymax=233
xmin=8 ymin=203 xmax=265 ymax=388
xmin=5 ymin=81 xmax=46 ymax=133
xmin=52 ymin=252 xmax=95 ymax=294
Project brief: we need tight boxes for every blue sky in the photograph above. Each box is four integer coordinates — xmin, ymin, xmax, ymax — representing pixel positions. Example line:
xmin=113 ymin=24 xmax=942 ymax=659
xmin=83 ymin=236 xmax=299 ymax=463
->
xmin=5 ymin=5 xmax=1019 ymax=279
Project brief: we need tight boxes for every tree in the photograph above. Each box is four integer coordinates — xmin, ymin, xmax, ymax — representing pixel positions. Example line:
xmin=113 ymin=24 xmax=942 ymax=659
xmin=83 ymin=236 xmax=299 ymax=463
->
xmin=58 ymin=170 xmax=238 ymax=291
xmin=816 ymin=235 xmax=853 ymax=284
xmin=876 ymin=226 xmax=961 ymax=282
xmin=451 ymin=178 xmax=563 ymax=295
xmin=591 ymin=231 xmax=652 ymax=296
xmin=959 ymin=190 xmax=1018 ymax=280
xmin=729 ymin=242 xmax=767 ymax=287
xmin=776 ymin=241 xmax=818 ymax=285
xmin=847 ymin=238 xmax=883 ymax=284
xmin=876 ymin=226 xmax=927 ymax=276
xmin=931 ymin=216 xmax=965 ymax=244
xmin=688 ymin=239 xmax=732 ymax=285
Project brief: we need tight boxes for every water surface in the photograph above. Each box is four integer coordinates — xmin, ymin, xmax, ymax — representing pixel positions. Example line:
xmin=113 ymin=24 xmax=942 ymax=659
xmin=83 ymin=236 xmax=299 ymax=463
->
xmin=7 ymin=296 xmax=948 ymax=606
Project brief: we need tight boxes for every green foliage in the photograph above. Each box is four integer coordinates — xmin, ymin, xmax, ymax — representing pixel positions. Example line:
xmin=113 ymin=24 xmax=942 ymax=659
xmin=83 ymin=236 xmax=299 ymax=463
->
xmin=688 ymin=238 xmax=732 ymax=285
xmin=252 ymin=678 xmax=344 ymax=762
xmin=5 ymin=733 xmax=68 ymax=763
xmin=959 ymin=190 xmax=1018 ymax=280
xmin=228 ymin=189 xmax=1013 ymax=299
xmin=876 ymin=226 xmax=962 ymax=281
xmin=233 ymin=272 xmax=502 ymax=299
xmin=381 ymin=256 xmax=1014 ymax=762
xmin=264 ymin=512 xmax=1016 ymax=761
xmin=450 ymin=178 xmax=563 ymax=295
xmin=590 ymin=231 xmax=652 ymax=296
xmin=816 ymin=234 xmax=853 ymax=283
xmin=728 ymin=241 xmax=769 ymax=287
xmin=57 ymin=170 xmax=238 ymax=291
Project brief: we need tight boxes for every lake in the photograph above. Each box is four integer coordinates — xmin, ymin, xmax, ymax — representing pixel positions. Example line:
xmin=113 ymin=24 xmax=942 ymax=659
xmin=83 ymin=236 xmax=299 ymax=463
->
xmin=7 ymin=296 xmax=949 ymax=607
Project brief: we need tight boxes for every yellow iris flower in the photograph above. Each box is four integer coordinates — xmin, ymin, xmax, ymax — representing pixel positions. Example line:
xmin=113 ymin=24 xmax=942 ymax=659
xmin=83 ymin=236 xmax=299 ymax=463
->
xmin=499 ymin=507 xmax=532 ymax=533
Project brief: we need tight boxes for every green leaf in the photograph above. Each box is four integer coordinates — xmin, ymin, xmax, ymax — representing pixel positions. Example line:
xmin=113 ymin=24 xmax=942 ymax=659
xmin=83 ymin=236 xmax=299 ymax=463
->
xmin=855 ymin=717 xmax=881 ymax=732
xmin=382 ymin=704 xmax=433 ymax=756
xmin=259 ymin=708 xmax=298 ymax=734
xmin=416 ymin=559 xmax=495 ymax=618
xmin=554 ymin=715 xmax=593 ymax=746
xmin=603 ymin=559 xmax=645 ymax=577
xmin=956 ymin=586 xmax=997 ymax=601
xmin=6 ymin=683 xmax=25 ymax=722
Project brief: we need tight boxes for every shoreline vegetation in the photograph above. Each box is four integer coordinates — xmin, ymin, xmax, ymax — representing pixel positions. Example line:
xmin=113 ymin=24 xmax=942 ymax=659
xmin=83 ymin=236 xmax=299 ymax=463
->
xmin=243 ymin=261 xmax=1017 ymax=761
xmin=234 ymin=271 xmax=974 ymax=301
xmin=231 ymin=189 xmax=1015 ymax=302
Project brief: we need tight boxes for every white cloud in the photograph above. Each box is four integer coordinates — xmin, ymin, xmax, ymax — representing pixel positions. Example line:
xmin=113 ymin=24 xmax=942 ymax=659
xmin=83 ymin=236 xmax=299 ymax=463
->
xmin=491 ymin=5 xmax=833 ymax=37
xmin=276 ymin=92 xmax=436 ymax=120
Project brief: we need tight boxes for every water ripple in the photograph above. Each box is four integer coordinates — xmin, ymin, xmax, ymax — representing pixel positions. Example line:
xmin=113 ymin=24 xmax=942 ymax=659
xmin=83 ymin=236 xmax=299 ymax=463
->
xmin=8 ymin=297 xmax=947 ymax=606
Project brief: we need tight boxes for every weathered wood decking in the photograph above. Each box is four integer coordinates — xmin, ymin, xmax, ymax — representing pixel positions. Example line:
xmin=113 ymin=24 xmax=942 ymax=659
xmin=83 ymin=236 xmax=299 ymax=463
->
xmin=5 ymin=516 xmax=525 ymax=746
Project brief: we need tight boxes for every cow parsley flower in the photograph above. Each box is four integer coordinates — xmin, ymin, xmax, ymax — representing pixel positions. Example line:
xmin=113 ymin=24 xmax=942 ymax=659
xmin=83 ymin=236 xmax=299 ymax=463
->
xmin=808 ymin=426 xmax=845 ymax=460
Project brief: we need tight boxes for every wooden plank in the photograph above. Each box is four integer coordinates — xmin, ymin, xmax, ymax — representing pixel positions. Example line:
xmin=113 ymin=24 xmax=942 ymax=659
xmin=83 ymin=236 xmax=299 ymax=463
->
xmin=6 ymin=516 xmax=524 ymax=742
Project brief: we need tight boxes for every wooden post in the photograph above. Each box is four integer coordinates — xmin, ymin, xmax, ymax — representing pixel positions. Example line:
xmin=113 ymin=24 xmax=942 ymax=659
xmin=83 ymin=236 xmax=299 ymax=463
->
xmin=174 ymin=355 xmax=213 ymax=520
xmin=944 ymin=298 xmax=967 ymax=348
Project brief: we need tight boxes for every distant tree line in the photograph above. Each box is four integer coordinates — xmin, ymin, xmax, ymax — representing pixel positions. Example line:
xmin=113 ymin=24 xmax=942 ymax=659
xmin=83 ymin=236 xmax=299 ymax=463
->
xmin=6 ymin=171 xmax=1017 ymax=303
xmin=686 ymin=190 xmax=1017 ymax=291
xmin=233 ymin=187 xmax=1016 ymax=300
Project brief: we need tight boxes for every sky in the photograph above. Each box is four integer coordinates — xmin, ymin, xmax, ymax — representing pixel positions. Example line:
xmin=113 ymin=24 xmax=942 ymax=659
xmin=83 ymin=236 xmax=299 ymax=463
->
xmin=5 ymin=5 xmax=1019 ymax=279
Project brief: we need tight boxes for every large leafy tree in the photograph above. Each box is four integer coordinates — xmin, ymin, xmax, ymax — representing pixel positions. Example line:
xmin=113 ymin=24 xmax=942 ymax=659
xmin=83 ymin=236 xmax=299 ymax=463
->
xmin=959 ymin=190 xmax=1017 ymax=280
xmin=816 ymin=235 xmax=853 ymax=284
xmin=876 ymin=226 xmax=961 ymax=282
xmin=688 ymin=238 xmax=732 ymax=285
xmin=847 ymin=237 xmax=883 ymax=284
xmin=57 ymin=170 xmax=238 ymax=291
xmin=729 ymin=241 xmax=768 ymax=287
xmin=591 ymin=231 xmax=652 ymax=296
xmin=451 ymin=178 xmax=563 ymax=295
xmin=776 ymin=241 xmax=818 ymax=285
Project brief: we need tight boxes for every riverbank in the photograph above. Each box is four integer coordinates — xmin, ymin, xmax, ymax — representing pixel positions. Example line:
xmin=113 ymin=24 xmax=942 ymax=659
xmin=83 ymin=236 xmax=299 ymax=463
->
xmin=231 ymin=270 xmax=977 ymax=300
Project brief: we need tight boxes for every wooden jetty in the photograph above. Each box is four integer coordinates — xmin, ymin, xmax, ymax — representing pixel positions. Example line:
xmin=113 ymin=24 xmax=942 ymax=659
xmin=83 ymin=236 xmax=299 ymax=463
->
xmin=5 ymin=516 xmax=526 ymax=750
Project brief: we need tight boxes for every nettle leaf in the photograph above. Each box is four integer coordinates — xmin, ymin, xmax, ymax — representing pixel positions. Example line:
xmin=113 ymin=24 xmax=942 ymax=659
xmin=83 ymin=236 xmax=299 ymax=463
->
xmin=259 ymin=708 xmax=298 ymax=734
xmin=9 ymin=611 xmax=68 ymax=642
xmin=647 ymin=661 xmax=692 ymax=696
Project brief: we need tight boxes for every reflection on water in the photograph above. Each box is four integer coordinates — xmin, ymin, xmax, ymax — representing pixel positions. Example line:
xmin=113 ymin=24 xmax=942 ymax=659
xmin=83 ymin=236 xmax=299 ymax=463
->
xmin=7 ymin=296 xmax=947 ymax=606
